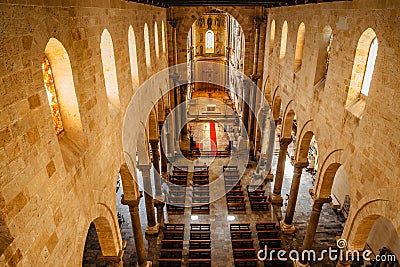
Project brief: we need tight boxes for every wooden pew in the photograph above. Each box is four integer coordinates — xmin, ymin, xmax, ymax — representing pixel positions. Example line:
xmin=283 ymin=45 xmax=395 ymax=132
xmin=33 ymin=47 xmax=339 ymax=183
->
xmin=230 ymin=231 xmax=252 ymax=239
xmin=189 ymin=249 xmax=211 ymax=259
xmin=188 ymin=259 xmax=211 ymax=267
xmin=164 ymin=224 xmax=185 ymax=231
xmin=227 ymin=190 xmax=244 ymax=196
xmin=227 ymin=196 xmax=245 ymax=203
xmin=190 ymin=231 xmax=210 ymax=240
xmin=226 ymin=185 xmax=242 ymax=192
xmin=160 ymin=249 xmax=183 ymax=258
xmin=231 ymin=239 xmax=254 ymax=249
xmin=227 ymin=202 xmax=246 ymax=211
xmin=256 ymin=223 xmax=277 ymax=231
xmin=223 ymin=166 xmax=238 ymax=171
xmin=247 ymin=190 xmax=266 ymax=197
xmin=174 ymin=166 xmax=188 ymax=171
xmin=161 ymin=239 xmax=183 ymax=249
xmin=230 ymin=223 xmax=250 ymax=231
xmin=193 ymin=191 xmax=210 ymax=197
xmin=250 ymin=202 xmax=269 ymax=211
xmin=189 ymin=240 xmax=211 ymax=249
xmin=234 ymin=259 xmax=258 ymax=267
xmin=257 ymin=229 xmax=280 ymax=239
xmin=158 ymin=258 xmax=182 ymax=267
xmin=259 ymin=238 xmax=282 ymax=248
xmin=166 ymin=204 xmax=185 ymax=213
xmin=191 ymin=204 xmax=210 ymax=214
xmin=163 ymin=231 xmax=184 ymax=240
xmin=233 ymin=248 xmax=256 ymax=259
xmin=191 ymin=224 xmax=210 ymax=231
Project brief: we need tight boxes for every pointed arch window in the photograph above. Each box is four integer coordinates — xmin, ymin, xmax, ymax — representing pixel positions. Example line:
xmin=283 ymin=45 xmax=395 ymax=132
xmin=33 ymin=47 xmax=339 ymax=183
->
xmin=361 ymin=37 xmax=378 ymax=96
xmin=206 ymin=30 xmax=214 ymax=53
xmin=42 ymin=55 xmax=64 ymax=135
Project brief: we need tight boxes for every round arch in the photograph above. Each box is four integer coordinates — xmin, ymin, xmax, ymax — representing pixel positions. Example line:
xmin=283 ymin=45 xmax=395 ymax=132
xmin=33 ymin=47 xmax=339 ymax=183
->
xmin=314 ymin=149 xmax=343 ymax=199
xmin=294 ymin=120 xmax=315 ymax=163
xmin=271 ymin=86 xmax=281 ymax=122
xmin=281 ymin=100 xmax=295 ymax=139
xmin=342 ymin=194 xmax=399 ymax=251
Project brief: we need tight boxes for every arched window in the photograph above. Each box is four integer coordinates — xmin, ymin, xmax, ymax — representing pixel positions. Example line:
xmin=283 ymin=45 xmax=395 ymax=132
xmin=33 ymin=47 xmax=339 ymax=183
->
xmin=101 ymin=29 xmax=120 ymax=114
xmin=161 ymin=20 xmax=166 ymax=54
xmin=346 ymin=28 xmax=378 ymax=116
xmin=128 ymin=26 xmax=139 ymax=89
xmin=44 ymin=38 xmax=86 ymax=168
xmin=154 ymin=22 xmax=160 ymax=58
xmin=279 ymin=20 xmax=288 ymax=60
xmin=314 ymin=25 xmax=333 ymax=84
xmin=361 ymin=37 xmax=378 ymax=96
xmin=269 ymin=19 xmax=275 ymax=55
xmin=42 ymin=55 xmax=64 ymax=135
xmin=206 ymin=30 xmax=214 ymax=53
xmin=294 ymin=22 xmax=305 ymax=71
xmin=144 ymin=23 xmax=151 ymax=72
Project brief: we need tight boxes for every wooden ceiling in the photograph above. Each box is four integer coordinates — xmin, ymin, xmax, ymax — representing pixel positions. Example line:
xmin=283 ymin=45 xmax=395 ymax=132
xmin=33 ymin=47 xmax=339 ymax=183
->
xmin=128 ymin=0 xmax=350 ymax=8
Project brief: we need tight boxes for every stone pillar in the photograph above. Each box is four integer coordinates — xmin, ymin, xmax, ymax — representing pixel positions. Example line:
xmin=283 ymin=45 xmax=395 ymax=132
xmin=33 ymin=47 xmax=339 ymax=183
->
xmin=139 ymin=165 xmax=159 ymax=235
xmin=281 ymin=162 xmax=308 ymax=234
xmin=149 ymin=140 xmax=162 ymax=198
xmin=121 ymin=197 xmax=150 ymax=267
xmin=241 ymin=80 xmax=251 ymax=137
xmin=179 ymin=85 xmax=187 ymax=140
xmin=301 ymin=197 xmax=331 ymax=252
xmin=271 ymin=138 xmax=292 ymax=204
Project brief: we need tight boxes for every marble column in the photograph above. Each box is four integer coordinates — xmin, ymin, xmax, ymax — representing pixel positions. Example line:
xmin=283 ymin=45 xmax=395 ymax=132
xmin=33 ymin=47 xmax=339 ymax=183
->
xmin=271 ymin=138 xmax=292 ymax=204
xmin=121 ymin=197 xmax=151 ymax=267
xmin=281 ymin=161 xmax=308 ymax=234
xmin=139 ymin=165 xmax=159 ymax=235
xmin=179 ymin=85 xmax=187 ymax=140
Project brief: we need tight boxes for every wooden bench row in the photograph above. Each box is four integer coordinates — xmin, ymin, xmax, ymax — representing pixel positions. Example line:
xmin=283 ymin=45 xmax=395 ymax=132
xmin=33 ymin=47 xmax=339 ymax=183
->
xmin=189 ymin=224 xmax=211 ymax=267
xmin=159 ymin=224 xmax=184 ymax=267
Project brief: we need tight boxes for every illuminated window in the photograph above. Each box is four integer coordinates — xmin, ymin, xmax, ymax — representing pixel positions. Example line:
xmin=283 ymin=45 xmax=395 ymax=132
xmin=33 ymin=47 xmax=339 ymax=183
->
xmin=325 ymin=33 xmax=333 ymax=76
xmin=269 ymin=19 xmax=275 ymax=55
xmin=206 ymin=30 xmax=214 ymax=53
xmin=346 ymin=28 xmax=378 ymax=117
xmin=154 ymin=22 xmax=160 ymax=58
xmin=279 ymin=21 xmax=288 ymax=60
xmin=361 ymin=37 xmax=378 ymax=96
xmin=42 ymin=55 xmax=64 ymax=135
xmin=144 ymin=23 xmax=151 ymax=72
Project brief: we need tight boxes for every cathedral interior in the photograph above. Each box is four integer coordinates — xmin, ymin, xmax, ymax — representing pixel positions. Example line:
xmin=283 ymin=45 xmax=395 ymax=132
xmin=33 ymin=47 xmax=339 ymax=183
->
xmin=0 ymin=0 xmax=399 ymax=266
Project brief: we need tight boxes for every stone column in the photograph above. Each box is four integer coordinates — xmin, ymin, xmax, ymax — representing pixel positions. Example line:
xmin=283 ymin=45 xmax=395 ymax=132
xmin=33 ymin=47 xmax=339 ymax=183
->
xmin=121 ymin=197 xmax=150 ymax=267
xmin=150 ymin=140 xmax=162 ymax=198
xmin=301 ymin=196 xmax=331 ymax=252
xmin=159 ymin=122 xmax=168 ymax=173
xmin=139 ymin=165 xmax=159 ymax=235
xmin=281 ymin=162 xmax=308 ymax=234
xmin=179 ymin=85 xmax=187 ymax=140
xmin=241 ymin=80 xmax=252 ymax=136
xmin=271 ymin=138 xmax=292 ymax=204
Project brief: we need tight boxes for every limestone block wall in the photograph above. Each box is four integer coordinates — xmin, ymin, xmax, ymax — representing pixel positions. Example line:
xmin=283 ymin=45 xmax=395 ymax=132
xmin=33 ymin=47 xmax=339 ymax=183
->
xmin=263 ymin=0 xmax=400 ymax=253
xmin=0 ymin=0 xmax=168 ymax=265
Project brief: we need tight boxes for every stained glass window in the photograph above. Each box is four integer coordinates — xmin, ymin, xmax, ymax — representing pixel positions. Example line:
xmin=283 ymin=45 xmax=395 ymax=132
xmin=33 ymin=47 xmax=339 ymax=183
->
xmin=42 ymin=55 xmax=64 ymax=135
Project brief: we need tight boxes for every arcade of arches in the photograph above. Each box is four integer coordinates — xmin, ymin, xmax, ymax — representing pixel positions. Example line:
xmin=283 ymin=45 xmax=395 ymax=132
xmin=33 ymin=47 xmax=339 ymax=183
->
xmin=0 ymin=1 xmax=399 ymax=267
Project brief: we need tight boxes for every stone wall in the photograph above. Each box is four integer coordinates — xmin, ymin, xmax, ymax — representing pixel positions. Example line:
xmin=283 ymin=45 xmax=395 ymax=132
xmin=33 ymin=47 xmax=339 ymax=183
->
xmin=0 ymin=0 xmax=168 ymax=265
xmin=264 ymin=0 xmax=400 ymax=253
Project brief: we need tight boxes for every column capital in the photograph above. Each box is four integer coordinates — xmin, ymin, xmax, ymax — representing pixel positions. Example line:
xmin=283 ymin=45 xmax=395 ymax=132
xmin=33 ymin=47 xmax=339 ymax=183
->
xmin=309 ymin=188 xmax=332 ymax=203
xmin=293 ymin=161 xmax=308 ymax=169
xmin=137 ymin=164 xmax=152 ymax=172
xmin=168 ymin=19 xmax=178 ymax=28
xmin=121 ymin=195 xmax=140 ymax=208
xmin=279 ymin=137 xmax=292 ymax=148
xmin=253 ymin=17 xmax=266 ymax=28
